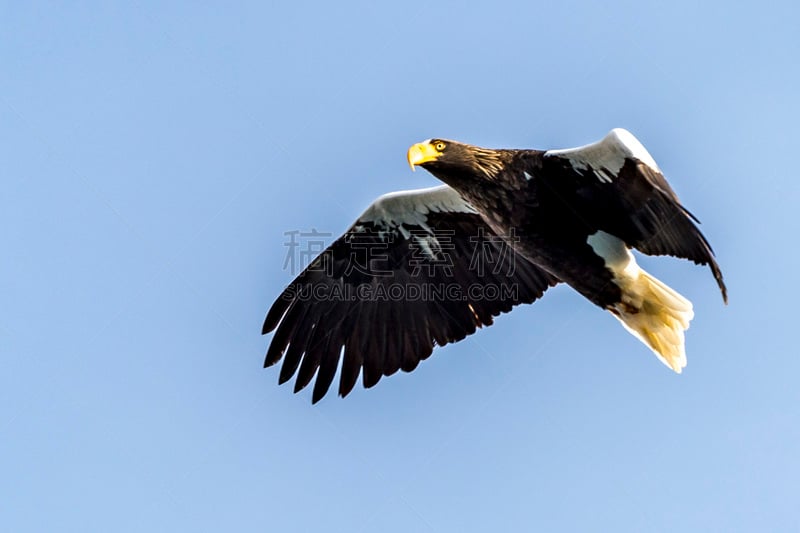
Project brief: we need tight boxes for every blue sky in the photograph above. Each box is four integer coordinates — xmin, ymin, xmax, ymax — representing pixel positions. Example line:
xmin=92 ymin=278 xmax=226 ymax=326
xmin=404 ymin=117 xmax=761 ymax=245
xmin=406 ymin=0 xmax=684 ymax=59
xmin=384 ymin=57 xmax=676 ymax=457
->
xmin=2 ymin=1 xmax=798 ymax=531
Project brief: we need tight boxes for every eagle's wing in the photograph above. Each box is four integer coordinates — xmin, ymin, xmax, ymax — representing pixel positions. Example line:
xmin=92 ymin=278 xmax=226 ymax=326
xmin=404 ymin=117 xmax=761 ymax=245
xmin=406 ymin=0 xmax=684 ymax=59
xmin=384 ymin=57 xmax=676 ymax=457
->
xmin=263 ymin=185 xmax=558 ymax=402
xmin=544 ymin=128 xmax=727 ymax=302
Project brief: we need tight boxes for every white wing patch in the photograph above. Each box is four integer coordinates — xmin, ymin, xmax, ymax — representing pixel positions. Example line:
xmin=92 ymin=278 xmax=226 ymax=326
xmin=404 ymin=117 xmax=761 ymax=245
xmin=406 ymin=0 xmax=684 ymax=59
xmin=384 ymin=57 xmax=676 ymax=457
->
xmin=545 ymin=128 xmax=661 ymax=178
xmin=352 ymin=185 xmax=476 ymax=256
xmin=359 ymin=185 xmax=477 ymax=233
xmin=523 ymin=171 xmax=533 ymax=181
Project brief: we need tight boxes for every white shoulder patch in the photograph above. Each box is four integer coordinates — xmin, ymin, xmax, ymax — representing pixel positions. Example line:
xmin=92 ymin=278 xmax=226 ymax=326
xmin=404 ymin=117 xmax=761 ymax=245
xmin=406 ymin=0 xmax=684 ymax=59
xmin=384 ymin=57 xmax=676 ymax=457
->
xmin=358 ymin=185 xmax=477 ymax=233
xmin=545 ymin=128 xmax=660 ymax=177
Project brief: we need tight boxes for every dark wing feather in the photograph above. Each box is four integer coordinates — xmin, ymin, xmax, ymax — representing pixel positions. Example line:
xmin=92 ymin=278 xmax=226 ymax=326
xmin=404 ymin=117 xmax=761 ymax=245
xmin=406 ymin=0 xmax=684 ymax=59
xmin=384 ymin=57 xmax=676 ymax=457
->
xmin=544 ymin=129 xmax=727 ymax=302
xmin=263 ymin=186 xmax=558 ymax=403
xmin=613 ymin=162 xmax=726 ymax=300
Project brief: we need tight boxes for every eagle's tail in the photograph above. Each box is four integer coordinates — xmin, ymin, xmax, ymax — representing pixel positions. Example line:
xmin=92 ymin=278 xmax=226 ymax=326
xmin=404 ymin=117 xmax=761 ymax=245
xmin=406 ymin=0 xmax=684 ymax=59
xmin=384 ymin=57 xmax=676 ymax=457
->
xmin=610 ymin=267 xmax=695 ymax=373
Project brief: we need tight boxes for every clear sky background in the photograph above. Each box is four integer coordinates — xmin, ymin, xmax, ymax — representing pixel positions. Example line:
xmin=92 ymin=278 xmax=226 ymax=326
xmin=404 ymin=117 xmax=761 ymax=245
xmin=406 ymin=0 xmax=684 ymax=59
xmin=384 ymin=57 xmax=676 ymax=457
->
xmin=2 ymin=1 xmax=798 ymax=531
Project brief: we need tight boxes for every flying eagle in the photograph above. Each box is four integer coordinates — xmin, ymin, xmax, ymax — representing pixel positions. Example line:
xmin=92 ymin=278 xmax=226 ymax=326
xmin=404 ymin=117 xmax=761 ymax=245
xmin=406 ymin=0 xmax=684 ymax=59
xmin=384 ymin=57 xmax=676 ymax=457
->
xmin=263 ymin=128 xmax=726 ymax=403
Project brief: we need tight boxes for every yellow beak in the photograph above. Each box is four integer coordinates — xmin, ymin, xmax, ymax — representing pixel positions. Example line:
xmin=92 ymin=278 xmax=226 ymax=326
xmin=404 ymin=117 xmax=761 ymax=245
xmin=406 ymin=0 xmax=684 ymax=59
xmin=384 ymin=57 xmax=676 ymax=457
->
xmin=407 ymin=142 xmax=441 ymax=171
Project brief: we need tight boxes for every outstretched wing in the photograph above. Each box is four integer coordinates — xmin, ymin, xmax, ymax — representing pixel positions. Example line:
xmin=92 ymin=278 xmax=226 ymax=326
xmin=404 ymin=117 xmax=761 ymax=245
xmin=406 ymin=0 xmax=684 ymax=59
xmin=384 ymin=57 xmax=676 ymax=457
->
xmin=263 ymin=185 xmax=558 ymax=402
xmin=544 ymin=128 xmax=727 ymax=302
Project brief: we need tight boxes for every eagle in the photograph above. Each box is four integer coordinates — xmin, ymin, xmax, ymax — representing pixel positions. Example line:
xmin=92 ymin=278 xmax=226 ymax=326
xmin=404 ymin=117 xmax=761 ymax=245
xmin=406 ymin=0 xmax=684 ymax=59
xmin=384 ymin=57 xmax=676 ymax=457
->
xmin=263 ymin=128 xmax=726 ymax=403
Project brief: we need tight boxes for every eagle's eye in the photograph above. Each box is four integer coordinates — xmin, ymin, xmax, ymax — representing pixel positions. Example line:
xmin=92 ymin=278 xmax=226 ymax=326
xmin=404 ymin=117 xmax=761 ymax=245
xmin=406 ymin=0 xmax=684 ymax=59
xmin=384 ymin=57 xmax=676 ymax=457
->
xmin=435 ymin=142 xmax=446 ymax=151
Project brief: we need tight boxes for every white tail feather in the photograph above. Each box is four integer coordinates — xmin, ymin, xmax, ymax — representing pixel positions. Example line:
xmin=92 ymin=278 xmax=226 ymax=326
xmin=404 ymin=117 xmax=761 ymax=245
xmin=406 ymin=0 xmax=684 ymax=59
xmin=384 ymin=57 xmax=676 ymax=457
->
xmin=586 ymin=230 xmax=695 ymax=372
xmin=611 ymin=268 xmax=695 ymax=373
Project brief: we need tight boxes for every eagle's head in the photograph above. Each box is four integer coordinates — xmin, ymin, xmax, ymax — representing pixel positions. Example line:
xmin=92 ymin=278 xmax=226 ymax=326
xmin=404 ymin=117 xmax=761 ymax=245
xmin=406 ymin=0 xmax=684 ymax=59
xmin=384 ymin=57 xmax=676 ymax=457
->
xmin=407 ymin=139 xmax=508 ymax=183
